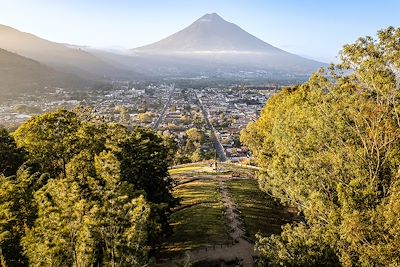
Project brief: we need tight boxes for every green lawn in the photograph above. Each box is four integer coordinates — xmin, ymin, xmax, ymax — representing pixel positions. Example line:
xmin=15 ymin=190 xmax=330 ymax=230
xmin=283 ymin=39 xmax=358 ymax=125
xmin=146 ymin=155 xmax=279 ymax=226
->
xmin=169 ymin=166 xmax=205 ymax=175
xmin=159 ymin=167 xmax=295 ymax=262
xmin=226 ymin=178 xmax=293 ymax=241
xmin=161 ymin=177 xmax=231 ymax=258
xmin=218 ymin=163 xmax=257 ymax=178
xmin=174 ymin=178 xmax=220 ymax=206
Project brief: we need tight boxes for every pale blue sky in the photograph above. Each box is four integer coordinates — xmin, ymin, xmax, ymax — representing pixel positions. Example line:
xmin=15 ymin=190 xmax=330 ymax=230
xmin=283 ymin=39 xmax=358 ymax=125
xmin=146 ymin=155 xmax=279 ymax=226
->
xmin=0 ymin=0 xmax=399 ymax=62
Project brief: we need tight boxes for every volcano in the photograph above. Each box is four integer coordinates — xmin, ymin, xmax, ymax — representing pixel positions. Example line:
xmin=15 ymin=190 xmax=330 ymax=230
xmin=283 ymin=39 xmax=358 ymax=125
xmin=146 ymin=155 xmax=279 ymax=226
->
xmin=130 ymin=13 xmax=325 ymax=75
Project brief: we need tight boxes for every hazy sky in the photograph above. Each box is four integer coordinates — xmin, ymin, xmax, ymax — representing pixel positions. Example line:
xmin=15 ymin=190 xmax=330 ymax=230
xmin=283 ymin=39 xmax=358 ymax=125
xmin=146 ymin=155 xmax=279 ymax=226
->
xmin=0 ymin=0 xmax=399 ymax=62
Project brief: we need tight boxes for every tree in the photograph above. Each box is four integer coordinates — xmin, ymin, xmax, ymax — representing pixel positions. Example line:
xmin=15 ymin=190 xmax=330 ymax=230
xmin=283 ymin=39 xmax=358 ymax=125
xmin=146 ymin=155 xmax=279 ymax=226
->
xmin=115 ymin=106 xmax=130 ymax=124
xmin=22 ymin=179 xmax=97 ymax=267
xmin=185 ymin=128 xmax=205 ymax=145
xmin=22 ymin=152 xmax=153 ymax=267
xmin=0 ymin=168 xmax=48 ymax=267
xmin=0 ymin=128 xmax=25 ymax=177
xmin=12 ymin=109 xmax=121 ymax=179
xmin=112 ymin=127 xmax=176 ymax=247
xmin=190 ymin=148 xmax=203 ymax=163
xmin=180 ymin=115 xmax=190 ymax=125
xmin=13 ymin=110 xmax=81 ymax=178
xmin=93 ymin=152 xmax=152 ymax=267
xmin=161 ymin=134 xmax=179 ymax=165
xmin=7 ymin=109 xmax=174 ymax=265
xmin=138 ymin=112 xmax=153 ymax=123
xmin=242 ymin=26 xmax=400 ymax=266
xmin=114 ymin=127 xmax=174 ymax=205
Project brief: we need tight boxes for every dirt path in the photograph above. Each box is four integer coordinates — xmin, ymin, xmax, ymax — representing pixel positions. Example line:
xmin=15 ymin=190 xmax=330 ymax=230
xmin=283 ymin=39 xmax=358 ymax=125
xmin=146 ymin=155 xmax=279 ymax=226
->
xmin=161 ymin=176 xmax=257 ymax=266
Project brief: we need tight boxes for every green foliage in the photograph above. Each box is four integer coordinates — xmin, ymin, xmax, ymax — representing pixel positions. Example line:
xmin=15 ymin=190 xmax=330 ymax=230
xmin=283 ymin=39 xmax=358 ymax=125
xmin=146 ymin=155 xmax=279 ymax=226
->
xmin=112 ymin=127 xmax=176 ymax=247
xmin=185 ymin=128 xmax=205 ymax=145
xmin=171 ymin=128 xmax=208 ymax=165
xmin=0 ymin=168 xmax=47 ymax=266
xmin=257 ymin=223 xmax=340 ymax=267
xmin=1 ymin=108 xmax=175 ymax=266
xmin=190 ymin=148 xmax=203 ymax=163
xmin=13 ymin=110 xmax=81 ymax=178
xmin=161 ymin=134 xmax=179 ymax=165
xmin=115 ymin=106 xmax=130 ymax=124
xmin=0 ymin=128 xmax=25 ymax=177
xmin=115 ymin=127 xmax=174 ymax=205
xmin=93 ymin=152 xmax=152 ymax=266
xmin=242 ymin=26 xmax=400 ymax=266
xmin=138 ymin=112 xmax=154 ymax=123
xmin=22 ymin=179 xmax=96 ymax=267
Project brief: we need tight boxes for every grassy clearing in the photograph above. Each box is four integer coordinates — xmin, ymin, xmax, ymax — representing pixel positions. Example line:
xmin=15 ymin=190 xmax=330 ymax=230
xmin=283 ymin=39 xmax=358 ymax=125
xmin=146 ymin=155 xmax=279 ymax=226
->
xmin=168 ymin=203 xmax=229 ymax=247
xmin=173 ymin=179 xmax=220 ymax=206
xmin=169 ymin=166 xmax=204 ymax=175
xmin=218 ymin=163 xmax=257 ymax=178
xmin=161 ymin=176 xmax=231 ymax=259
xmin=159 ymin=165 xmax=295 ymax=262
xmin=226 ymin=178 xmax=293 ymax=241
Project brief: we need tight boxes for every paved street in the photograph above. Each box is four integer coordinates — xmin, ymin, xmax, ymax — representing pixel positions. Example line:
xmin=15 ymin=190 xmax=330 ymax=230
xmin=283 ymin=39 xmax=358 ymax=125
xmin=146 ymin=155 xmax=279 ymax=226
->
xmin=196 ymin=92 xmax=227 ymax=162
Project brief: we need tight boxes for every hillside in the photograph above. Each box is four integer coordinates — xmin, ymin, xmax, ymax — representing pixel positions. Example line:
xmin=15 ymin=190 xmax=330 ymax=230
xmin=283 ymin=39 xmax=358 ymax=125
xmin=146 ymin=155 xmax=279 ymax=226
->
xmin=0 ymin=48 xmax=84 ymax=99
xmin=0 ymin=24 xmax=135 ymax=80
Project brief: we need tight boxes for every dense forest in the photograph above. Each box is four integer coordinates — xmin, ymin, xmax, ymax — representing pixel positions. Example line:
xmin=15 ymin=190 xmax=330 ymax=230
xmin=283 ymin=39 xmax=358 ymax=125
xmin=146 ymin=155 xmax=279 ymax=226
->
xmin=241 ymin=26 xmax=400 ymax=266
xmin=0 ymin=108 xmax=176 ymax=266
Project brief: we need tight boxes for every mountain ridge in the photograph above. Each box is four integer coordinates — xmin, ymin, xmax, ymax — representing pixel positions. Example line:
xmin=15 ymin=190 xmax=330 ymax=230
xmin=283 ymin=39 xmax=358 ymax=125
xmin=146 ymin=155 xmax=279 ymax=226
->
xmin=0 ymin=48 xmax=86 ymax=100
xmin=0 ymin=24 xmax=137 ymax=80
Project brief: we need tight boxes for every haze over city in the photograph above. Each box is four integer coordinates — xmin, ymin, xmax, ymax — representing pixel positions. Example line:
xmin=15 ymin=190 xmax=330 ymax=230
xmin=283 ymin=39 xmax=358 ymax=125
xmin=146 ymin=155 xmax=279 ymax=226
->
xmin=1 ymin=0 xmax=399 ymax=62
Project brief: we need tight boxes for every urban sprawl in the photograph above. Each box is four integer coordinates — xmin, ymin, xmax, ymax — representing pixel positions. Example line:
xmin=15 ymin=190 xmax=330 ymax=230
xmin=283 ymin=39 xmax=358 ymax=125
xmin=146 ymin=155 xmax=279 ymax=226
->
xmin=0 ymin=82 xmax=280 ymax=163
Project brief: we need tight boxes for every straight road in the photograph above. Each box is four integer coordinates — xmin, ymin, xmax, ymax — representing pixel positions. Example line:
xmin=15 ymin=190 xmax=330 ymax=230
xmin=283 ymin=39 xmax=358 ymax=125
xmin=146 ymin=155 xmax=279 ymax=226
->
xmin=153 ymin=85 xmax=174 ymax=130
xmin=195 ymin=92 xmax=227 ymax=162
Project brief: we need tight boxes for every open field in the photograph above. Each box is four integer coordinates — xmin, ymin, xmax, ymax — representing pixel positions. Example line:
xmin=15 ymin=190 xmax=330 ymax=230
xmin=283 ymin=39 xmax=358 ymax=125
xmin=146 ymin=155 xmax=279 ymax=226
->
xmin=226 ymin=179 xmax=294 ymax=241
xmin=158 ymin=164 xmax=297 ymax=266
xmin=159 ymin=176 xmax=231 ymax=260
xmin=169 ymin=161 xmax=258 ymax=176
xmin=168 ymin=166 xmax=205 ymax=175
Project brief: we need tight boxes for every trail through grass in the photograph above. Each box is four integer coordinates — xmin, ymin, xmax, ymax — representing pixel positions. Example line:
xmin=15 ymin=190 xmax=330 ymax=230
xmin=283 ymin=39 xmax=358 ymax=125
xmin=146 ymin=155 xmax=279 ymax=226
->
xmin=161 ymin=176 xmax=231 ymax=258
xmin=226 ymin=179 xmax=294 ymax=241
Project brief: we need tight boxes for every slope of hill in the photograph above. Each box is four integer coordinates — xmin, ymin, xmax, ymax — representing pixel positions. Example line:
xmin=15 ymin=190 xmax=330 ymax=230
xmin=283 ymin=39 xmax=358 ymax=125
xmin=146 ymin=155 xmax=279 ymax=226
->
xmin=0 ymin=48 xmax=85 ymax=99
xmin=0 ymin=24 xmax=134 ymax=80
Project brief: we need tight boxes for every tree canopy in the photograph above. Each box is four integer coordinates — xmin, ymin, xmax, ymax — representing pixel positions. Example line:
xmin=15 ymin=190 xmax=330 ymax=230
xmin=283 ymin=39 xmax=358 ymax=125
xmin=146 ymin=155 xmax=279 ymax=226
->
xmin=0 ymin=128 xmax=25 ymax=177
xmin=241 ymin=26 xmax=400 ymax=266
xmin=0 ymin=109 xmax=175 ymax=266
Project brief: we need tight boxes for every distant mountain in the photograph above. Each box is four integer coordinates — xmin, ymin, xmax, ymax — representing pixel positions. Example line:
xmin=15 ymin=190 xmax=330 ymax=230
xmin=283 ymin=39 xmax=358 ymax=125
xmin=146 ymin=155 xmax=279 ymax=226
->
xmin=0 ymin=48 xmax=84 ymax=99
xmin=131 ymin=13 xmax=325 ymax=76
xmin=0 ymin=24 xmax=135 ymax=80
xmin=135 ymin=13 xmax=283 ymax=53
xmin=0 ymin=14 xmax=326 ymax=84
